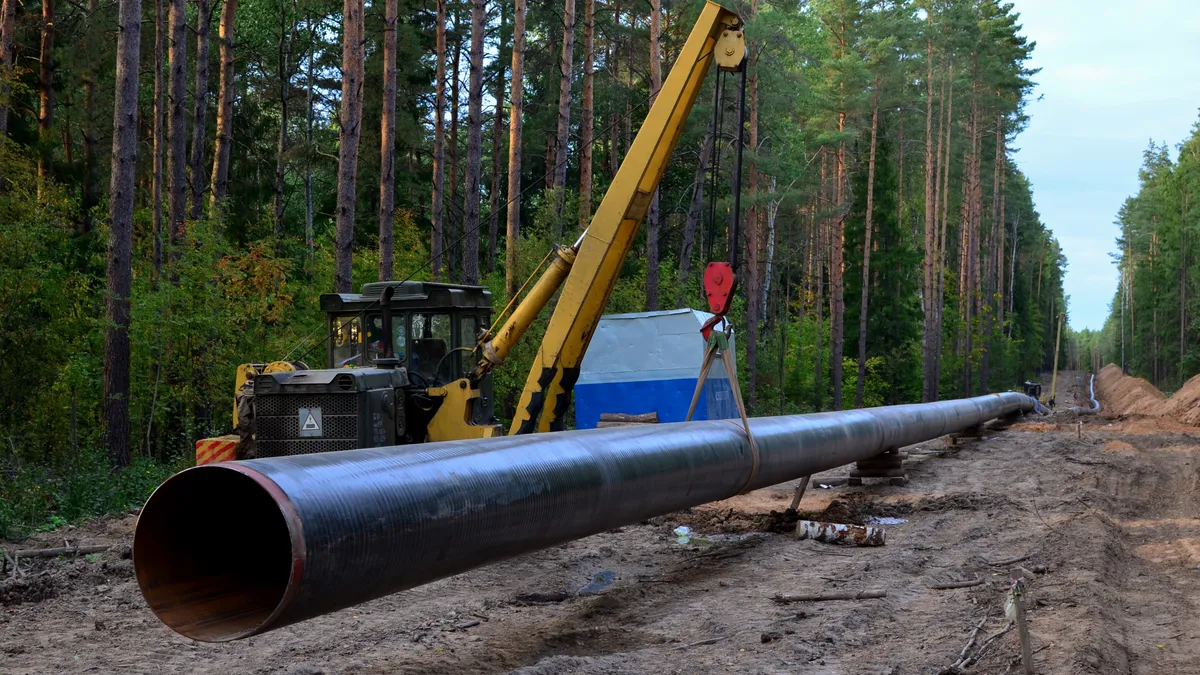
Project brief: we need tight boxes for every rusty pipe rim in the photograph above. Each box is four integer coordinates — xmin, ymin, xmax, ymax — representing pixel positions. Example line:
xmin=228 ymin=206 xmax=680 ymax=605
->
xmin=133 ymin=463 xmax=305 ymax=642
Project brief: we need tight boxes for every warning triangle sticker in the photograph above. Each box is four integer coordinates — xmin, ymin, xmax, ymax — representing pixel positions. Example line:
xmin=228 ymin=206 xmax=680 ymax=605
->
xmin=303 ymin=413 xmax=320 ymax=430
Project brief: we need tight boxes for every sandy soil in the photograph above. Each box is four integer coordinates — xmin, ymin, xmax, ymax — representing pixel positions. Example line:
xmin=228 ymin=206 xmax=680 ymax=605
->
xmin=7 ymin=383 xmax=1200 ymax=673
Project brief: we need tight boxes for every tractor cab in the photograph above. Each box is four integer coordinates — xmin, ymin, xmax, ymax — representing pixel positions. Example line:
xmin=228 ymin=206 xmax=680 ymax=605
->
xmin=222 ymin=281 xmax=496 ymax=461
xmin=320 ymin=281 xmax=492 ymax=386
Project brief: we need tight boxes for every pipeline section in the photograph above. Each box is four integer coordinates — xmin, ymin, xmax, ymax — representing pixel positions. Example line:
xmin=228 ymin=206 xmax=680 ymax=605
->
xmin=1067 ymin=372 xmax=1101 ymax=414
xmin=134 ymin=392 xmax=1034 ymax=642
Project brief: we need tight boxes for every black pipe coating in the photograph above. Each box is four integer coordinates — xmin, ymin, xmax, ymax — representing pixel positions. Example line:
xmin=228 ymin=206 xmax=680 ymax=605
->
xmin=134 ymin=392 xmax=1033 ymax=641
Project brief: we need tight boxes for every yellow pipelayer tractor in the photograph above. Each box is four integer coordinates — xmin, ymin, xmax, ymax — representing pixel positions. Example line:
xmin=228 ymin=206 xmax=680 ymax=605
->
xmin=195 ymin=2 xmax=749 ymax=464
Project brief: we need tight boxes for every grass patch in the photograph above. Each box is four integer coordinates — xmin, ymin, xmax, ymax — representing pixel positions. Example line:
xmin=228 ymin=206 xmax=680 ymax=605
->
xmin=0 ymin=448 xmax=190 ymax=540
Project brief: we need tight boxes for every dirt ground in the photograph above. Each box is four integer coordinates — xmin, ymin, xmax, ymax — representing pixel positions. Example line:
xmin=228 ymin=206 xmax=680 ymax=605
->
xmin=7 ymin=373 xmax=1200 ymax=674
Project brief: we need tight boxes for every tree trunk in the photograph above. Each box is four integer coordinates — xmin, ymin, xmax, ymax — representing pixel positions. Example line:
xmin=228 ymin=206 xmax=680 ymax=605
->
xmin=335 ymin=0 xmax=365 ymax=293
xmin=956 ymin=115 xmax=972 ymax=391
xmin=209 ymin=0 xmax=237 ymax=217
xmin=676 ymin=132 xmax=713 ymax=304
xmin=550 ymin=0 xmax=575 ymax=223
xmin=38 ymin=0 xmax=55 ymax=190
xmin=378 ymin=0 xmax=397 ymax=280
xmin=167 ymin=0 xmax=187 ymax=258
xmin=932 ymin=56 xmax=947 ymax=258
xmin=0 ymin=0 xmax=14 ymax=139
xmin=814 ymin=201 xmax=825 ymax=410
xmin=578 ymin=0 xmax=594 ymax=228
xmin=431 ymin=0 xmax=447 ymax=280
xmin=461 ymin=0 xmax=484 ymax=284
xmin=272 ymin=3 xmax=292 ymax=236
xmin=921 ymin=22 xmax=937 ymax=403
xmin=79 ymin=0 xmax=100 ymax=231
xmin=1128 ymin=236 xmax=1135 ymax=351
xmin=981 ymin=108 xmax=1003 ymax=392
xmin=304 ymin=13 xmax=315 ymax=255
xmin=740 ymin=0 xmax=760 ymax=402
xmin=273 ymin=2 xmax=292 ymax=237
xmin=623 ymin=12 xmax=632 ymax=160
xmin=504 ymin=0 xmax=526 ymax=297
xmin=1008 ymin=210 xmax=1018 ymax=335
xmin=448 ymin=32 xmax=461 ymax=277
xmin=104 ymin=0 xmax=142 ymax=470
xmin=487 ymin=0 xmax=506 ymax=274
xmin=855 ymin=86 xmax=880 ymax=409
xmin=150 ymin=0 xmax=164 ymax=274
xmin=762 ymin=181 xmax=778 ymax=320
xmin=189 ymin=0 xmax=212 ymax=219
xmin=996 ymin=112 xmax=1006 ymax=328
xmin=830 ymin=136 xmax=845 ymax=411
xmin=896 ymin=106 xmax=904 ymax=242
xmin=645 ymin=0 xmax=662 ymax=311
xmin=608 ymin=5 xmax=620 ymax=178
xmin=1183 ymin=193 xmax=1189 ymax=383
xmin=935 ymin=61 xmax=954 ymax=391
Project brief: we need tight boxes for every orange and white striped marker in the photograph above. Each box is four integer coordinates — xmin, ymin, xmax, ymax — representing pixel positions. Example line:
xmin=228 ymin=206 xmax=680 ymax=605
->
xmin=195 ymin=435 xmax=238 ymax=465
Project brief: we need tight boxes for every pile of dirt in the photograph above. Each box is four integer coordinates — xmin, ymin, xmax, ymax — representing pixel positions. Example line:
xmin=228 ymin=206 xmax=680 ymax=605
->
xmin=1096 ymin=363 xmax=1167 ymax=416
xmin=1010 ymin=421 xmax=1061 ymax=433
xmin=1163 ymin=373 xmax=1200 ymax=425
xmin=1103 ymin=440 xmax=1136 ymax=454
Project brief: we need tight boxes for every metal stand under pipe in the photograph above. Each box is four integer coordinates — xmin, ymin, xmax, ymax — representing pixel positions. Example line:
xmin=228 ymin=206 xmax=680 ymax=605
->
xmin=133 ymin=392 xmax=1035 ymax=642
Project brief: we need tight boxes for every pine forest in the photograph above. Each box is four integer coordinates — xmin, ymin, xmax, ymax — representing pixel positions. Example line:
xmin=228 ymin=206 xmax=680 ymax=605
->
xmin=0 ymin=0 xmax=1067 ymax=536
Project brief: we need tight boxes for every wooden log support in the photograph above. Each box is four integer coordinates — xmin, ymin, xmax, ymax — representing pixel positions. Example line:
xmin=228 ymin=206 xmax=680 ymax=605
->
xmin=772 ymin=590 xmax=887 ymax=603
xmin=795 ymin=520 xmax=886 ymax=546
xmin=949 ymin=425 xmax=984 ymax=445
xmin=597 ymin=412 xmax=660 ymax=428
xmin=12 ymin=545 xmax=110 ymax=558
xmin=849 ymin=448 xmax=907 ymax=486
xmin=599 ymin=412 xmax=659 ymax=423
xmin=849 ymin=467 xmax=907 ymax=478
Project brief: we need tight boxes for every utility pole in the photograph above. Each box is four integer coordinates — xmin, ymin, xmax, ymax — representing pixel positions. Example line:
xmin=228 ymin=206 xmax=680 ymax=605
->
xmin=1049 ymin=310 xmax=1065 ymax=406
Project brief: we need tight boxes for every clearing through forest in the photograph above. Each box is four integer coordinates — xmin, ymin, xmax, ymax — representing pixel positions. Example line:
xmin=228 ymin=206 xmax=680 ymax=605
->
xmin=5 ymin=370 xmax=1200 ymax=674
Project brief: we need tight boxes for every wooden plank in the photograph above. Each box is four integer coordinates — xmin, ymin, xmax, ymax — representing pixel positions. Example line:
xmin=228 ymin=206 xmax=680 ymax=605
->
xmin=599 ymin=412 xmax=659 ymax=424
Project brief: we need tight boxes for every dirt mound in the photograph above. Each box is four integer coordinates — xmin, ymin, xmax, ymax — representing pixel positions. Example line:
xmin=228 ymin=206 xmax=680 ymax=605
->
xmin=1103 ymin=440 xmax=1136 ymax=454
xmin=1163 ymin=373 xmax=1200 ymax=425
xmin=1096 ymin=363 xmax=1167 ymax=416
xmin=0 ymin=545 xmax=133 ymax=606
xmin=1010 ymin=421 xmax=1061 ymax=433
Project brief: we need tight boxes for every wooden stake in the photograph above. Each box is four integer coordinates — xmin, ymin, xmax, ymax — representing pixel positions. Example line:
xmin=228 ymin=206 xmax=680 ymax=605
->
xmin=787 ymin=476 xmax=811 ymax=512
xmin=1012 ymin=582 xmax=1034 ymax=674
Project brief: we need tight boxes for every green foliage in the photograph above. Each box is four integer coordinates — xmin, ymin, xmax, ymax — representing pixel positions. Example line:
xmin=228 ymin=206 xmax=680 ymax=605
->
xmin=1098 ymin=118 xmax=1200 ymax=388
xmin=0 ymin=0 xmax=1069 ymax=535
xmin=0 ymin=446 xmax=190 ymax=539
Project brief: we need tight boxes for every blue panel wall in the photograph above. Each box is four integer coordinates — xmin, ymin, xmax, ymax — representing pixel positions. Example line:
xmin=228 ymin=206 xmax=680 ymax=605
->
xmin=575 ymin=378 xmax=735 ymax=429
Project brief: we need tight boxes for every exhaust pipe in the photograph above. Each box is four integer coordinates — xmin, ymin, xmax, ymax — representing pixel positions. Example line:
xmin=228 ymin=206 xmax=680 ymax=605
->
xmin=134 ymin=393 xmax=1033 ymax=642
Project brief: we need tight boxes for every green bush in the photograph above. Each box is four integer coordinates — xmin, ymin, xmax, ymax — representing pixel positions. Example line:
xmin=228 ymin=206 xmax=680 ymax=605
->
xmin=0 ymin=447 xmax=190 ymax=539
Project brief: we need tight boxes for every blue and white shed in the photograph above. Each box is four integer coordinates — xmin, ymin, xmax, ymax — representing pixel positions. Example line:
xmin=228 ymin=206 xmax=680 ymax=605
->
xmin=575 ymin=309 xmax=737 ymax=429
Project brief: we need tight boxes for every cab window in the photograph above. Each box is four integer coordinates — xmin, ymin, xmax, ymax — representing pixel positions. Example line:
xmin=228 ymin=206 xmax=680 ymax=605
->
xmin=331 ymin=315 xmax=362 ymax=368
xmin=410 ymin=313 xmax=452 ymax=382
xmin=365 ymin=312 xmax=408 ymax=364
xmin=459 ymin=315 xmax=478 ymax=374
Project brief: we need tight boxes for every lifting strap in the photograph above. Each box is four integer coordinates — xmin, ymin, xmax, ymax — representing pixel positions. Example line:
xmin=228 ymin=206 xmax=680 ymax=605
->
xmin=683 ymin=327 xmax=760 ymax=494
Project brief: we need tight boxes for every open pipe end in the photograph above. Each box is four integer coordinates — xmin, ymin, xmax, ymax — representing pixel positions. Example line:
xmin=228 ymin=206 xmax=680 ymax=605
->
xmin=133 ymin=465 xmax=302 ymax=642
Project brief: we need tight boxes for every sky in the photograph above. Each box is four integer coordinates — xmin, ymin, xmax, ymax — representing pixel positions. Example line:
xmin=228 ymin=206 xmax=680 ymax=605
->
xmin=1008 ymin=0 xmax=1200 ymax=330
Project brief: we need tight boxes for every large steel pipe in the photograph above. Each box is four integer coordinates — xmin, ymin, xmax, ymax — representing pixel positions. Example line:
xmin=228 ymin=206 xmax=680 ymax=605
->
xmin=134 ymin=392 xmax=1033 ymax=641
